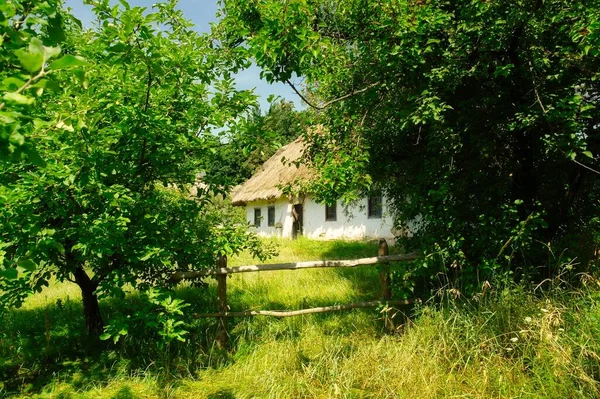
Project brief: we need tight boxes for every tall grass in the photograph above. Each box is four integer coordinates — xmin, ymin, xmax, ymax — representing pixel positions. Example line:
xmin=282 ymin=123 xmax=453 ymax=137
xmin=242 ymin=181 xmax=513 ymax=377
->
xmin=178 ymin=283 xmax=600 ymax=399
xmin=1 ymin=238 xmax=599 ymax=398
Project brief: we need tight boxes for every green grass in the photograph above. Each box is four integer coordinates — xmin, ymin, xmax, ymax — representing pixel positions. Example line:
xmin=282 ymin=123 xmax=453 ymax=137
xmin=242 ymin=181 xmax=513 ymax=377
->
xmin=1 ymin=238 xmax=600 ymax=398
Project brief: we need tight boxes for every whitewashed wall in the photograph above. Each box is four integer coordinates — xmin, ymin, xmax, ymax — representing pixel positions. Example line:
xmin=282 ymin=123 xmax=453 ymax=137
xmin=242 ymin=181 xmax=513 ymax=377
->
xmin=303 ymin=197 xmax=395 ymax=239
xmin=245 ymin=198 xmax=294 ymax=238
xmin=245 ymin=196 xmax=395 ymax=240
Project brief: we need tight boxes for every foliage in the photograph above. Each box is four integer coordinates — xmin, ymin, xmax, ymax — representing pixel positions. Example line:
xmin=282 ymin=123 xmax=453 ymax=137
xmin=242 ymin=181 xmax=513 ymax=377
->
xmin=100 ymin=287 xmax=190 ymax=380
xmin=0 ymin=0 xmax=266 ymax=336
xmin=0 ymin=0 xmax=83 ymax=164
xmin=220 ymin=0 xmax=600 ymax=294
xmin=201 ymin=100 xmax=309 ymax=187
xmin=101 ymin=288 xmax=191 ymax=347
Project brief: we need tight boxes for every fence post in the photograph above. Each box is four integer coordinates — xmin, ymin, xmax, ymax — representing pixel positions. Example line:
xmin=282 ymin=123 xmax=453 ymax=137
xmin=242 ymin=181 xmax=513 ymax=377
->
xmin=378 ymin=238 xmax=394 ymax=331
xmin=216 ymin=255 xmax=228 ymax=349
xmin=379 ymin=238 xmax=391 ymax=300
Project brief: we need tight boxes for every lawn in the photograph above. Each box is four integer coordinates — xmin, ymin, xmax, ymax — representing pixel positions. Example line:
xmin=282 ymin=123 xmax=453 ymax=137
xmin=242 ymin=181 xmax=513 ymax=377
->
xmin=1 ymin=238 xmax=599 ymax=398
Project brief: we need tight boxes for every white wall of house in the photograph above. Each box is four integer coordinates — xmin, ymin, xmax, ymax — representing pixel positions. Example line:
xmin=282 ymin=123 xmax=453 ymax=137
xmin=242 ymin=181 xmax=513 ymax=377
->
xmin=245 ymin=198 xmax=294 ymax=238
xmin=246 ymin=196 xmax=396 ymax=240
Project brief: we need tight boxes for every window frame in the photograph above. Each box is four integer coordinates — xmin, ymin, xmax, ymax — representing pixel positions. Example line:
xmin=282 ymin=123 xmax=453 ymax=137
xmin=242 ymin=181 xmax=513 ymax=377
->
xmin=367 ymin=195 xmax=383 ymax=219
xmin=325 ymin=202 xmax=337 ymax=222
xmin=267 ymin=205 xmax=275 ymax=227
xmin=253 ymin=208 xmax=262 ymax=227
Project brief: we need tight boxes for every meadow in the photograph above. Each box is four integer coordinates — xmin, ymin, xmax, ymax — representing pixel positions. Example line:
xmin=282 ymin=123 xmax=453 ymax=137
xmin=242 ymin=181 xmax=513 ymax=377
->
xmin=1 ymin=238 xmax=599 ymax=398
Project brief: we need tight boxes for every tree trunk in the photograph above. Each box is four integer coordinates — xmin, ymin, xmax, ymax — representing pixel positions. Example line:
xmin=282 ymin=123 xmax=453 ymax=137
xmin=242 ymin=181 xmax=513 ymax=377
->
xmin=74 ymin=267 xmax=104 ymax=337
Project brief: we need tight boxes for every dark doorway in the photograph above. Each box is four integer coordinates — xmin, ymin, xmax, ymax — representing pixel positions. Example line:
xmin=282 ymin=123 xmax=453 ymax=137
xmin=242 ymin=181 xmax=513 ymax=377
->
xmin=292 ymin=204 xmax=303 ymax=239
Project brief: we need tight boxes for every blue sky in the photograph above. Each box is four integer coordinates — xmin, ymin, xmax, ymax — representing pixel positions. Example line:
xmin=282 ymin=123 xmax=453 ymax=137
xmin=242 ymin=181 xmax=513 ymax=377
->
xmin=64 ymin=0 xmax=303 ymax=111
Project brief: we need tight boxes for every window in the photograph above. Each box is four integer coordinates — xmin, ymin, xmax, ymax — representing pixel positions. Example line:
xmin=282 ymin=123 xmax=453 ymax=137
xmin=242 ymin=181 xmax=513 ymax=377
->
xmin=325 ymin=202 xmax=337 ymax=221
xmin=368 ymin=195 xmax=382 ymax=218
xmin=254 ymin=208 xmax=261 ymax=227
xmin=267 ymin=206 xmax=275 ymax=227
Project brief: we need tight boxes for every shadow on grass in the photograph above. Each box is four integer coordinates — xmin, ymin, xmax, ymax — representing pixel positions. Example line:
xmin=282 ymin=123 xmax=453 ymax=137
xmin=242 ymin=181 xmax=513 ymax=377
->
xmin=112 ymin=386 xmax=136 ymax=399
xmin=0 ymin=240 xmax=405 ymax=397
xmin=0 ymin=288 xmax=224 ymax=397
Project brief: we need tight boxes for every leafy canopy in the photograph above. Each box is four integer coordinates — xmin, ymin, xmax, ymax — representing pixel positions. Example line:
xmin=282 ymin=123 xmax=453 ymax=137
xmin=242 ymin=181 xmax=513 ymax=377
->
xmin=221 ymin=0 xmax=600 ymax=294
xmin=0 ymin=0 xmax=84 ymax=165
xmin=0 ymin=0 xmax=272 ymax=332
xmin=202 ymin=100 xmax=309 ymax=187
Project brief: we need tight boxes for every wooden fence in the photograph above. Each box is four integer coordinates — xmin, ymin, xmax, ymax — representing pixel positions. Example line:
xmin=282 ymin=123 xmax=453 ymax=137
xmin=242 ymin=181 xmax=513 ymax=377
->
xmin=171 ymin=238 xmax=417 ymax=348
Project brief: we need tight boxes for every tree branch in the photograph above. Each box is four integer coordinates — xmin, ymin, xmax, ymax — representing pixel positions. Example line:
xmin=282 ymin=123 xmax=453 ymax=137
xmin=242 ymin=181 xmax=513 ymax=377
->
xmin=572 ymin=157 xmax=600 ymax=175
xmin=285 ymin=79 xmax=379 ymax=110
xmin=91 ymin=254 xmax=121 ymax=286
xmin=0 ymin=65 xmax=48 ymax=112
xmin=195 ymin=299 xmax=413 ymax=318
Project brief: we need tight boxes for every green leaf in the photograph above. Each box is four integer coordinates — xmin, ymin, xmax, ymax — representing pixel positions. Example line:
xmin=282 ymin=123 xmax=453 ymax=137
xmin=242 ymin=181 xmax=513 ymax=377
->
xmin=583 ymin=151 xmax=594 ymax=159
xmin=17 ymin=259 xmax=37 ymax=271
xmin=118 ymin=0 xmax=131 ymax=10
xmin=3 ymin=92 xmax=34 ymax=105
xmin=30 ymin=79 xmax=61 ymax=91
xmin=14 ymin=49 xmax=44 ymax=73
xmin=49 ymin=55 xmax=88 ymax=70
xmin=9 ymin=131 xmax=25 ymax=146
xmin=51 ymin=241 xmax=65 ymax=253
xmin=28 ymin=38 xmax=44 ymax=55
xmin=24 ymin=146 xmax=47 ymax=167
xmin=3 ymin=77 xmax=26 ymax=90
xmin=71 ymin=16 xmax=83 ymax=30
xmin=99 ymin=333 xmax=111 ymax=341
xmin=140 ymin=252 xmax=154 ymax=261
xmin=47 ymin=14 xmax=66 ymax=43
xmin=0 ymin=111 xmax=21 ymax=123
xmin=44 ymin=46 xmax=61 ymax=60
xmin=0 ymin=268 xmax=18 ymax=280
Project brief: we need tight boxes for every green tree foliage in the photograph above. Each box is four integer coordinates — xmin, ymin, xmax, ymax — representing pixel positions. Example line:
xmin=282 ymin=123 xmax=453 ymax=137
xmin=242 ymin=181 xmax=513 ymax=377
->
xmin=0 ymin=0 xmax=79 ymax=164
xmin=221 ymin=0 xmax=600 ymax=294
xmin=0 ymin=0 xmax=271 ymax=336
xmin=202 ymin=100 xmax=308 ymax=187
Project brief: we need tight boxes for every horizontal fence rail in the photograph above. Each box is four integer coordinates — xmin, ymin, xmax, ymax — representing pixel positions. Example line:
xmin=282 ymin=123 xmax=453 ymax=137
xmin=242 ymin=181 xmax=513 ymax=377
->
xmin=170 ymin=253 xmax=418 ymax=281
xmin=177 ymin=238 xmax=417 ymax=348
xmin=196 ymin=299 xmax=413 ymax=318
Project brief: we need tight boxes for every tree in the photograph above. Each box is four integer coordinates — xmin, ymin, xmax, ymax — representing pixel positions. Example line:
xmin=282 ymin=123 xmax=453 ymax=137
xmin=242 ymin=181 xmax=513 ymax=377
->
xmin=202 ymin=99 xmax=309 ymax=187
xmin=0 ymin=0 xmax=268 ymax=336
xmin=220 ymin=0 xmax=600 ymax=293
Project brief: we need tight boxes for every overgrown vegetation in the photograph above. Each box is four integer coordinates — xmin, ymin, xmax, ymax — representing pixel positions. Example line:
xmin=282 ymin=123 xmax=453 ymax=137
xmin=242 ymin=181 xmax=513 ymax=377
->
xmin=1 ymin=239 xmax=599 ymax=398
xmin=220 ymin=0 xmax=600 ymax=295
xmin=0 ymin=0 xmax=269 ymax=337
xmin=2 ymin=1 xmax=600 ymax=398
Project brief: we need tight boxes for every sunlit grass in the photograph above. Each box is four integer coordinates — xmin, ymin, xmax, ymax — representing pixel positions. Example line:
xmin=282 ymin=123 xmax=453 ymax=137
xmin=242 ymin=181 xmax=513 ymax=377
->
xmin=181 ymin=285 xmax=600 ymax=399
xmin=2 ymin=238 xmax=600 ymax=398
xmin=20 ymin=279 xmax=81 ymax=311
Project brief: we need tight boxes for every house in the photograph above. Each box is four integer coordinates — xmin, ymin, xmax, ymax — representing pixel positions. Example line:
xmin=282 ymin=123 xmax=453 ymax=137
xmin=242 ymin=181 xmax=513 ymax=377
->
xmin=231 ymin=137 xmax=397 ymax=240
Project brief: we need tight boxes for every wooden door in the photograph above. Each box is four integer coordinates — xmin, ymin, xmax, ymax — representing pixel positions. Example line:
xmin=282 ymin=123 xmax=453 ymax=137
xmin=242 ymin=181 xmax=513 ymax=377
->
xmin=292 ymin=204 xmax=303 ymax=239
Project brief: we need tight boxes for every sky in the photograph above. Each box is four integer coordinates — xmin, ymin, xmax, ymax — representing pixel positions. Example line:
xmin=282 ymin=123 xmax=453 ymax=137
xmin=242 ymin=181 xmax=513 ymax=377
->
xmin=63 ymin=0 xmax=303 ymax=111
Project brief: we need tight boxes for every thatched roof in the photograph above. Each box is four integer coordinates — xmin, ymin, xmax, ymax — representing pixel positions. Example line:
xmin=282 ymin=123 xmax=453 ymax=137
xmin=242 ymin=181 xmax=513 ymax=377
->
xmin=231 ymin=137 xmax=312 ymax=206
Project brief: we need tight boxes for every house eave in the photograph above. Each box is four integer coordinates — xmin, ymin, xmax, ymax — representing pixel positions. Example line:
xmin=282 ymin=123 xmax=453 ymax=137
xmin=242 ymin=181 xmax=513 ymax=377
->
xmin=232 ymin=193 xmax=283 ymax=207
